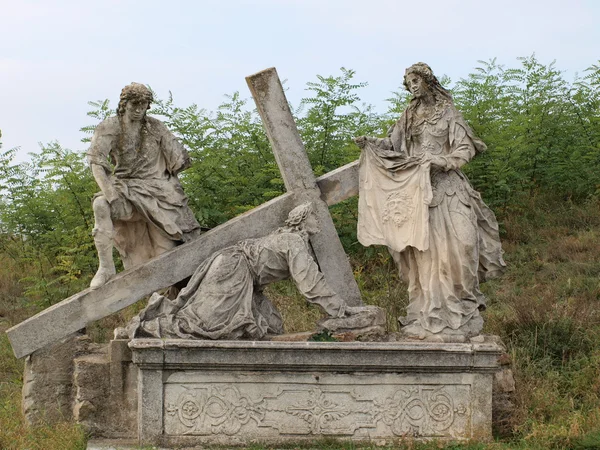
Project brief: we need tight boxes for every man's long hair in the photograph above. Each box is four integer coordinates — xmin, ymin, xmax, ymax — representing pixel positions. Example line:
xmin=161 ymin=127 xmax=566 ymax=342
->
xmin=117 ymin=83 xmax=153 ymax=117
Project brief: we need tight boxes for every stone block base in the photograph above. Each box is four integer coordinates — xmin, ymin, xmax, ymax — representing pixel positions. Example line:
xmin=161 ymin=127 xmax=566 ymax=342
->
xmin=22 ymin=331 xmax=87 ymax=426
xmin=130 ymin=337 xmax=502 ymax=447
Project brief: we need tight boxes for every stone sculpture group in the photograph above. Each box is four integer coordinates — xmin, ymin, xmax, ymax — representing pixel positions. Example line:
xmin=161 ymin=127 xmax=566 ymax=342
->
xmin=89 ymin=63 xmax=504 ymax=341
xmin=7 ymin=63 xmax=509 ymax=446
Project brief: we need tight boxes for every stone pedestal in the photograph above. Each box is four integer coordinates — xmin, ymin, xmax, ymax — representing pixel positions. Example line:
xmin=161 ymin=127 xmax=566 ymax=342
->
xmin=22 ymin=331 xmax=86 ymax=426
xmin=73 ymin=339 xmax=138 ymax=438
xmin=130 ymin=337 xmax=502 ymax=447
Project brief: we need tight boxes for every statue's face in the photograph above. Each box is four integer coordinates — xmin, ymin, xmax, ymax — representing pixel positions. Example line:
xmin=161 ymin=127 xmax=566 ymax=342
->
xmin=406 ymin=73 xmax=427 ymax=98
xmin=124 ymin=100 xmax=149 ymax=122
xmin=304 ymin=211 xmax=321 ymax=236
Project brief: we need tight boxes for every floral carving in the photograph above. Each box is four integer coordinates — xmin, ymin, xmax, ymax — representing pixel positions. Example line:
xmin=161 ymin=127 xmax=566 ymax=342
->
xmin=165 ymin=384 xmax=469 ymax=438
xmin=372 ymin=386 xmax=467 ymax=437
xmin=167 ymin=386 xmax=265 ymax=435
xmin=284 ymin=388 xmax=351 ymax=434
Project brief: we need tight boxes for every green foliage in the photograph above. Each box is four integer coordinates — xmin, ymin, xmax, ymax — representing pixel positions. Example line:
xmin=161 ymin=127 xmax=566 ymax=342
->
xmin=79 ymin=99 xmax=114 ymax=143
xmin=455 ymin=56 xmax=600 ymax=209
xmin=0 ymin=141 xmax=97 ymax=305
xmin=298 ymin=67 xmax=385 ymax=175
xmin=150 ymin=90 xmax=279 ymax=227
xmin=308 ymin=329 xmax=338 ymax=342
xmin=572 ymin=430 xmax=600 ymax=450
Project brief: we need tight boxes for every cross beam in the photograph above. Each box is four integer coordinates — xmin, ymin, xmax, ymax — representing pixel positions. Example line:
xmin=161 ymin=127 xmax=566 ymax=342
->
xmin=6 ymin=69 xmax=361 ymax=359
xmin=246 ymin=68 xmax=361 ymax=308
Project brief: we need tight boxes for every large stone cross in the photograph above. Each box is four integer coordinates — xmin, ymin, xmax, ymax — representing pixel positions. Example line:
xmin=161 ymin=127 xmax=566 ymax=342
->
xmin=7 ymin=68 xmax=362 ymax=359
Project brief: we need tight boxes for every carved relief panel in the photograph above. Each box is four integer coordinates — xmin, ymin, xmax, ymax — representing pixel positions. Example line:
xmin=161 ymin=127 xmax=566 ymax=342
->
xmin=164 ymin=379 xmax=471 ymax=439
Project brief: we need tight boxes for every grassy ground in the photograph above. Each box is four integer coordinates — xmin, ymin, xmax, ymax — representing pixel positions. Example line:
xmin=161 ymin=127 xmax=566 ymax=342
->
xmin=0 ymin=254 xmax=87 ymax=450
xmin=2 ymin=196 xmax=600 ymax=449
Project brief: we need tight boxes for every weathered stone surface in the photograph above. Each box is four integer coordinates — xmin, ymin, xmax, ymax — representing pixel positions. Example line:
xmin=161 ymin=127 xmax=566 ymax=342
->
xmin=355 ymin=62 xmax=506 ymax=339
xmin=331 ymin=325 xmax=387 ymax=342
xmin=109 ymin=339 xmax=134 ymax=403
xmin=8 ymin=69 xmax=365 ymax=360
xmin=492 ymin=354 xmax=516 ymax=437
xmin=73 ymin=348 xmax=110 ymax=434
xmin=73 ymin=341 xmax=137 ymax=438
xmin=247 ymin=67 xmax=362 ymax=307
xmin=88 ymin=83 xmax=200 ymax=290
xmin=22 ymin=331 xmax=137 ymax=437
xmin=22 ymin=331 xmax=86 ymax=426
xmin=316 ymin=160 xmax=359 ymax=206
xmin=494 ymin=367 xmax=516 ymax=394
xmin=125 ymin=203 xmax=376 ymax=341
xmin=86 ymin=439 xmax=139 ymax=449
xmin=318 ymin=305 xmax=386 ymax=334
xmin=269 ymin=331 xmax=315 ymax=342
xmin=130 ymin=337 xmax=502 ymax=446
xmin=110 ymin=341 xmax=138 ymax=437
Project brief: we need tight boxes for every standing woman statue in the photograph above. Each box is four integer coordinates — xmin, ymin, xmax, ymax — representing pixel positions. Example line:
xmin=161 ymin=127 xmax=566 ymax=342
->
xmin=355 ymin=63 xmax=505 ymax=339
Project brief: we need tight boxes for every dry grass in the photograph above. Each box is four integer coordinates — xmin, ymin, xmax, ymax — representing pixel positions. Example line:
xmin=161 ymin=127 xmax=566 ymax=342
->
xmin=0 ymin=329 xmax=87 ymax=449
xmin=0 ymin=253 xmax=87 ymax=449
xmin=483 ymin=197 xmax=600 ymax=447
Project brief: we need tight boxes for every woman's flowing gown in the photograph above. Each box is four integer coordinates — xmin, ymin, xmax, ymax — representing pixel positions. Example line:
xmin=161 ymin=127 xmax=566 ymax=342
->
xmin=358 ymin=101 xmax=505 ymax=335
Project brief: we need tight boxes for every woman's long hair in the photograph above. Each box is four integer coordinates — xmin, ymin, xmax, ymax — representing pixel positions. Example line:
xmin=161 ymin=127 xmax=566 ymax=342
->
xmin=403 ymin=63 xmax=453 ymax=137
xmin=403 ymin=62 xmax=453 ymax=105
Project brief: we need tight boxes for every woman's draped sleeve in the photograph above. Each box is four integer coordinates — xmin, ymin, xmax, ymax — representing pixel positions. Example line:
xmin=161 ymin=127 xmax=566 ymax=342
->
xmin=445 ymin=109 xmax=487 ymax=170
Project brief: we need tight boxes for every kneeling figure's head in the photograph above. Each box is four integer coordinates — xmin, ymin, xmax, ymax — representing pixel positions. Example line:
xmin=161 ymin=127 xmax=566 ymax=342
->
xmin=286 ymin=202 xmax=320 ymax=235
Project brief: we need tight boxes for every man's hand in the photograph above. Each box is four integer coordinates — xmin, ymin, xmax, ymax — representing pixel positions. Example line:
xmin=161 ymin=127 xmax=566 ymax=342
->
xmin=91 ymin=163 xmax=121 ymax=202
xmin=109 ymin=196 xmax=129 ymax=218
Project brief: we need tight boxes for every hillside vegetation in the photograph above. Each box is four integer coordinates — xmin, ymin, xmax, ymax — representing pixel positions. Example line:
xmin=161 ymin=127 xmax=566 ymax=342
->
xmin=1 ymin=55 xmax=600 ymax=449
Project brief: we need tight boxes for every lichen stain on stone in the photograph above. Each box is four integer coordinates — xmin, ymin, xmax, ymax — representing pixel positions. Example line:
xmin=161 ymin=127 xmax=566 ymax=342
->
xmin=246 ymin=68 xmax=277 ymax=104
xmin=318 ymin=178 xmax=341 ymax=201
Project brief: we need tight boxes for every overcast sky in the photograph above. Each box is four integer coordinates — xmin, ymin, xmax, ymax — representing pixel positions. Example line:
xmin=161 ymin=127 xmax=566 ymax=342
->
xmin=1 ymin=0 xmax=599 ymax=163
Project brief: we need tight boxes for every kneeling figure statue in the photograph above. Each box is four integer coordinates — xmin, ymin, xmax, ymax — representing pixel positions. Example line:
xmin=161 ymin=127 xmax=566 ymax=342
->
xmin=121 ymin=202 xmax=382 ymax=340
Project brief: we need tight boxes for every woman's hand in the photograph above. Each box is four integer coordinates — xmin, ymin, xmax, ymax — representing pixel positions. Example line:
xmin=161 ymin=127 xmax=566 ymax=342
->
xmin=430 ymin=156 xmax=449 ymax=170
xmin=417 ymin=153 xmax=448 ymax=170
xmin=353 ymin=136 xmax=368 ymax=149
